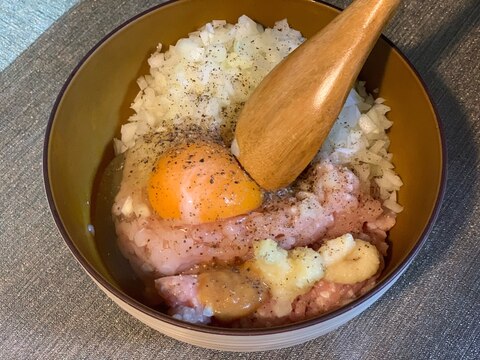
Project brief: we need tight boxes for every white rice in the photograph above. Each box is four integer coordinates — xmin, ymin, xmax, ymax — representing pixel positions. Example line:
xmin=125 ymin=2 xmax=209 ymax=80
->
xmin=115 ymin=15 xmax=403 ymax=213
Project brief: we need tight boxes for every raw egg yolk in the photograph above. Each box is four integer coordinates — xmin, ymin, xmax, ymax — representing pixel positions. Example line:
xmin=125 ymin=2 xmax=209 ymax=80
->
xmin=148 ymin=141 xmax=263 ymax=224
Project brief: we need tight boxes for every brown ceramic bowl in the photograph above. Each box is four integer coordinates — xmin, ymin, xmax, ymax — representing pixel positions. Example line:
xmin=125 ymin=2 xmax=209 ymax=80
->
xmin=44 ymin=0 xmax=446 ymax=351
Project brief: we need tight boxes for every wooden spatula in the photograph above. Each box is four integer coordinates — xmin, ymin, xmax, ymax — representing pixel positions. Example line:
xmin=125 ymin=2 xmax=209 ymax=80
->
xmin=232 ymin=0 xmax=401 ymax=190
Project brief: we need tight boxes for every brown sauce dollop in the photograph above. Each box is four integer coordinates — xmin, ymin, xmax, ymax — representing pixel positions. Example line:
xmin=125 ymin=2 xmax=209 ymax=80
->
xmin=197 ymin=268 xmax=267 ymax=321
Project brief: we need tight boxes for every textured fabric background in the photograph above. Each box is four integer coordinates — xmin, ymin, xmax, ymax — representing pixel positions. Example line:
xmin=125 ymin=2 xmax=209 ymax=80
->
xmin=1 ymin=0 xmax=479 ymax=359
xmin=0 ymin=0 xmax=79 ymax=70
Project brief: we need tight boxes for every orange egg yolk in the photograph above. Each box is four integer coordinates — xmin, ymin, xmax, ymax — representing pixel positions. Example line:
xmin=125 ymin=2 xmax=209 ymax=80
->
xmin=147 ymin=141 xmax=263 ymax=224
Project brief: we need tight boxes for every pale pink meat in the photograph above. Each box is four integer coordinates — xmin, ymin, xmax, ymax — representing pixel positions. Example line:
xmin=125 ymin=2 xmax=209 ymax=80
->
xmin=156 ymin=275 xmax=199 ymax=308
xmin=114 ymin=161 xmax=384 ymax=277
xmin=155 ymin=275 xmax=212 ymax=324
xmin=361 ymin=211 xmax=397 ymax=255
xmin=155 ymin=274 xmax=377 ymax=327
xmin=237 ymin=278 xmax=377 ymax=327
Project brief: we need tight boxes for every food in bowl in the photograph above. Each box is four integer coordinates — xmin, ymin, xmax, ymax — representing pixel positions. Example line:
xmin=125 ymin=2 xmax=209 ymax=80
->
xmin=108 ymin=16 xmax=403 ymax=327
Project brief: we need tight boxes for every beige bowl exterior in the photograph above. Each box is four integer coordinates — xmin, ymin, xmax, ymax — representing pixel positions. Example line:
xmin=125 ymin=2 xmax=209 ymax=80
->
xmin=90 ymin=270 xmax=407 ymax=351
xmin=44 ymin=0 xmax=446 ymax=351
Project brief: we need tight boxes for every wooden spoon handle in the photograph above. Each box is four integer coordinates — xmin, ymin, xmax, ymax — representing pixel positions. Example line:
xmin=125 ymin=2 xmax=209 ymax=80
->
xmin=233 ymin=0 xmax=401 ymax=190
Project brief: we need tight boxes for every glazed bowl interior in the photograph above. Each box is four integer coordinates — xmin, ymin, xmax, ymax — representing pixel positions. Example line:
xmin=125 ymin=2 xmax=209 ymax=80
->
xmin=45 ymin=0 xmax=444 ymax=336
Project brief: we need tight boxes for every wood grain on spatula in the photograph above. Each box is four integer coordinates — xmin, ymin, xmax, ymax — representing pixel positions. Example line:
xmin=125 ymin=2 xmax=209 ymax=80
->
xmin=233 ymin=0 xmax=401 ymax=190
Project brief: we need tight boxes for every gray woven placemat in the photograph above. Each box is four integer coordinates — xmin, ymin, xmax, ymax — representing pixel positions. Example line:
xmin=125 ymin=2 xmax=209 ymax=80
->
xmin=0 ymin=0 xmax=79 ymax=70
xmin=1 ymin=0 xmax=479 ymax=359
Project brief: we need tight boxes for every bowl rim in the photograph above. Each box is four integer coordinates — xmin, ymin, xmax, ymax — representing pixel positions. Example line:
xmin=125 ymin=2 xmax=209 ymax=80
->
xmin=43 ymin=0 xmax=447 ymax=336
